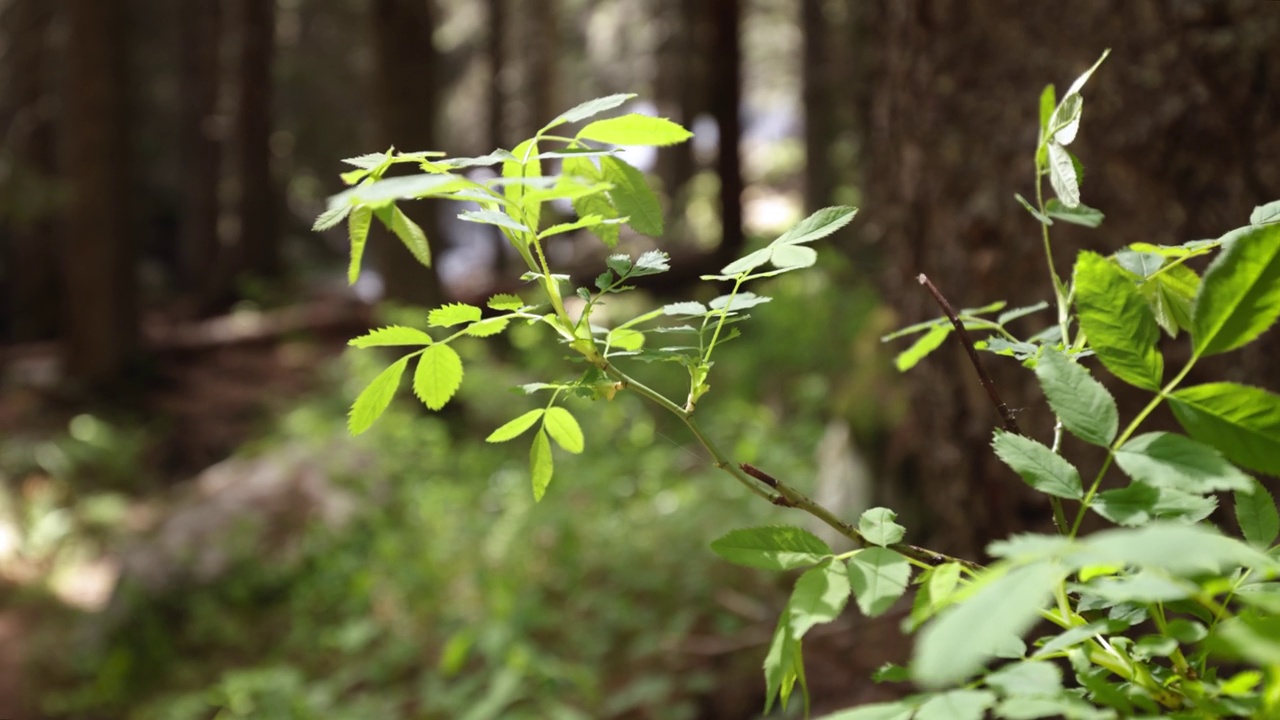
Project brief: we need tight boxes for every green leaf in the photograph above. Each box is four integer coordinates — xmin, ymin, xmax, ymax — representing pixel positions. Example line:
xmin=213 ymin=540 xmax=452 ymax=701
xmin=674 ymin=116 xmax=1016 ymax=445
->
xmin=1048 ymin=49 xmax=1109 ymax=145
xmin=539 ymin=93 xmax=634 ymax=134
xmin=538 ymin=214 xmax=606 ymax=239
xmin=413 ymin=344 xmax=463 ymax=411
xmin=485 ymin=409 xmax=545 ymax=443
xmin=563 ymin=156 xmax=620 ymax=247
xmin=632 ymin=250 xmax=670 ymax=276
xmin=1046 ymin=142 xmax=1079 ymax=208
xmin=773 ymin=206 xmax=858 ymax=246
xmin=718 ymin=247 xmax=772 ymax=277
xmin=992 ymin=430 xmax=1084 ymax=499
xmin=1015 ymin=192 xmax=1053 ymax=225
xmin=349 ymin=173 xmax=462 ymax=205
xmin=1139 ymin=262 xmax=1199 ymax=337
xmin=871 ymin=663 xmax=911 ymax=684
xmin=913 ymin=561 xmax=1061 ymax=689
xmin=769 ymin=244 xmax=818 ymax=270
xmin=997 ymin=301 xmax=1050 ymax=326
xmin=346 ymin=205 xmax=373 ymax=283
xmin=816 ymin=701 xmax=915 ymax=720
xmin=1045 ymin=198 xmax=1104 ymax=227
xmin=348 ymin=325 xmax=433 ymax=348
xmin=599 ymin=156 xmax=662 ymax=236
xmin=1073 ymin=522 xmax=1274 ymax=575
xmin=348 ymin=357 xmax=409 ymax=436
xmin=1074 ymin=251 xmax=1164 ymax=390
xmin=762 ymin=618 xmax=801 ymax=714
xmin=313 ymin=202 xmax=351 ymax=232
xmin=607 ymin=327 xmax=645 ymax=351
xmin=428 ymin=302 xmax=483 ymax=328
xmin=710 ymin=525 xmax=833 ymax=571
xmin=1210 ymin=613 xmax=1280 ymax=668
xmin=1235 ymin=479 xmax=1279 ymax=548
xmin=1114 ymin=431 xmax=1252 ymax=493
xmin=847 ymin=547 xmax=911 ymax=617
xmin=503 ymin=138 xmax=541 ymax=232
xmin=1191 ymin=223 xmax=1280 ymax=357
xmin=466 ymin=317 xmax=510 ymax=337
xmin=1091 ymin=483 xmax=1217 ymax=527
xmin=1168 ymin=382 xmax=1280 ymax=476
xmin=985 ymin=660 xmax=1063 ymax=697
xmin=1038 ymin=84 xmax=1056 ymax=136
xmin=530 ymin=429 xmax=553 ymax=501
xmin=487 ymin=293 xmax=525 ymax=311
xmin=916 ymin=690 xmax=996 ymax=720
xmin=543 ymin=406 xmax=584 ymax=454
xmin=1252 ymin=199 xmax=1280 ymax=227
xmin=709 ymin=291 xmax=771 ymax=312
xmin=577 ymin=113 xmax=692 ymax=146
xmin=1034 ymin=348 xmax=1118 ymax=447
xmin=788 ymin=560 xmax=852 ymax=638
xmin=893 ymin=323 xmax=950 ymax=372
xmin=858 ymin=507 xmax=906 ymax=546
xmin=1073 ymin=571 xmax=1194 ymax=604
xmin=663 ymin=301 xmax=708 ymax=316
xmin=374 ymin=204 xmax=432 ymax=267
xmin=458 ymin=209 xmax=530 ymax=234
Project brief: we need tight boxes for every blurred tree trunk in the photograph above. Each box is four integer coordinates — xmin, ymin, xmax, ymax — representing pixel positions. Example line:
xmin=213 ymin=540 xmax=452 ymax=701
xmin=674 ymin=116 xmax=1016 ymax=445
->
xmin=801 ymin=0 xmax=838 ymax=212
xmin=2 ymin=0 xmax=60 ymax=342
xmin=523 ymin=0 xmax=558 ymax=135
xmin=63 ymin=0 xmax=137 ymax=386
xmin=369 ymin=0 xmax=443 ymax=306
xmin=709 ymin=0 xmax=743 ymax=262
xmin=235 ymin=0 xmax=279 ymax=281
xmin=179 ymin=0 xmax=224 ymax=309
xmin=653 ymin=0 xmax=702 ymax=224
xmin=486 ymin=0 xmax=507 ymax=150
xmin=857 ymin=1 xmax=1280 ymax=557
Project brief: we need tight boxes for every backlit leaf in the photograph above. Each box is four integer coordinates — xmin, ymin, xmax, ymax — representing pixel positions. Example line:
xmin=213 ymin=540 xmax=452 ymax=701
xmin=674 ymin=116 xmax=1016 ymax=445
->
xmin=1074 ymin=251 xmax=1163 ymax=389
xmin=788 ymin=560 xmax=852 ymax=638
xmin=348 ymin=325 xmax=433 ymax=348
xmin=485 ymin=409 xmax=545 ymax=443
xmin=710 ymin=526 xmax=832 ymax=571
xmin=428 ymin=303 xmax=483 ymax=328
xmin=1139 ymin=262 xmax=1198 ymax=337
xmin=893 ymin=324 xmax=950 ymax=372
xmin=413 ymin=344 xmax=463 ymax=411
xmin=1114 ymin=431 xmax=1252 ymax=494
xmin=543 ymin=406 xmax=584 ymax=454
xmin=503 ymin=138 xmax=541 ymax=232
xmin=848 ymin=548 xmax=911 ymax=617
xmin=1034 ymin=348 xmax=1118 ymax=447
xmin=487 ymin=293 xmax=525 ymax=311
xmin=346 ymin=205 xmax=373 ymax=283
xmin=374 ymin=204 xmax=432 ymax=267
xmin=992 ymin=430 xmax=1084 ymax=499
xmin=1169 ymin=382 xmax=1280 ymax=476
xmin=858 ymin=507 xmax=906 ymax=547
xmin=466 ymin=317 xmax=510 ymax=337
xmin=578 ymin=113 xmax=693 ymax=146
xmin=530 ymin=429 xmax=553 ymax=501
xmin=458 ymin=209 xmax=530 ymax=234
xmin=348 ymin=357 xmax=409 ymax=436
xmin=1191 ymin=223 xmax=1280 ymax=357
xmin=774 ymin=206 xmax=858 ymax=246
xmin=601 ymin=156 xmax=662 ymax=236
xmin=540 ymin=93 xmax=634 ymax=133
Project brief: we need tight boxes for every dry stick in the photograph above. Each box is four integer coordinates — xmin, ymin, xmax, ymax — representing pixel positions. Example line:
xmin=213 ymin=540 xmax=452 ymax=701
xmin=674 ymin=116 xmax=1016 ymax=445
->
xmin=916 ymin=273 xmax=1069 ymax=534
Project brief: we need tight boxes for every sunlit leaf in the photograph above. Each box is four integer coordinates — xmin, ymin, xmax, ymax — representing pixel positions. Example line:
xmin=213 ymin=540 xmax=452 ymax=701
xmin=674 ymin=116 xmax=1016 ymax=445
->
xmin=1169 ymin=382 xmax=1280 ymax=476
xmin=428 ymin=303 xmax=483 ymax=328
xmin=858 ymin=507 xmax=906 ymax=547
xmin=848 ymin=548 xmax=911 ymax=617
xmin=1034 ymin=348 xmax=1118 ymax=447
xmin=346 ymin=205 xmax=373 ymax=283
xmin=543 ymin=406 xmax=584 ymax=454
xmin=578 ymin=113 xmax=693 ymax=146
xmin=466 ymin=317 xmax=510 ymax=337
xmin=894 ymin=323 xmax=950 ymax=372
xmin=1046 ymin=142 xmax=1079 ymax=208
xmin=710 ymin=526 xmax=832 ymax=571
xmin=487 ymin=293 xmax=525 ymax=311
xmin=485 ymin=409 xmax=545 ymax=443
xmin=539 ymin=93 xmax=635 ymax=134
xmin=530 ymin=429 xmax=553 ymax=501
xmin=1251 ymin=199 xmax=1280 ymax=227
xmin=992 ymin=430 xmax=1084 ymax=499
xmin=348 ymin=325 xmax=433 ymax=348
xmin=601 ymin=156 xmax=663 ymax=236
xmin=374 ymin=204 xmax=432 ymax=267
xmin=1235 ymin=479 xmax=1280 ymax=548
xmin=788 ymin=560 xmax=852 ymax=638
xmin=348 ymin=357 xmax=409 ymax=436
xmin=1114 ymin=431 xmax=1252 ymax=494
xmin=413 ymin=344 xmax=464 ymax=411
xmin=1074 ymin=251 xmax=1163 ymax=389
xmin=1191 ymin=223 xmax=1280 ymax=357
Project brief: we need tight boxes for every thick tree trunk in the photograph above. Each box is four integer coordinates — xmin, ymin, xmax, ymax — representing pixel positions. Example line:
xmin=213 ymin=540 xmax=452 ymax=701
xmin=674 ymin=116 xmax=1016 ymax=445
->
xmin=857 ymin=1 xmax=1280 ymax=557
xmin=801 ymin=0 xmax=838 ymax=213
xmin=369 ymin=0 xmax=444 ymax=307
xmin=179 ymin=0 xmax=224 ymax=307
xmin=523 ymin=0 xmax=558 ymax=135
xmin=652 ymin=0 xmax=703 ymax=225
xmin=235 ymin=0 xmax=279 ymax=280
xmin=63 ymin=0 xmax=137 ymax=387
xmin=709 ymin=0 xmax=743 ymax=262
xmin=2 ymin=0 xmax=60 ymax=342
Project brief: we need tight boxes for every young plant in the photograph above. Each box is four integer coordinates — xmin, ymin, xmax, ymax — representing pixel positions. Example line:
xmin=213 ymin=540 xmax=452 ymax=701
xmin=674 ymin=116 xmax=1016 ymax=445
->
xmin=320 ymin=62 xmax=1280 ymax=718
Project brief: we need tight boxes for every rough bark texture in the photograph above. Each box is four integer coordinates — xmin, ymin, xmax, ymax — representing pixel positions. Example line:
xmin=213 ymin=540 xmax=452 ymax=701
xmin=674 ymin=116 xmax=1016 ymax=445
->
xmin=235 ymin=0 xmax=280 ymax=280
xmin=709 ymin=0 xmax=744 ymax=262
xmin=63 ymin=0 xmax=138 ymax=387
xmin=369 ymin=0 xmax=444 ymax=307
xmin=2 ymin=0 xmax=60 ymax=342
xmin=857 ymin=1 xmax=1280 ymax=557
xmin=801 ymin=0 xmax=838 ymax=212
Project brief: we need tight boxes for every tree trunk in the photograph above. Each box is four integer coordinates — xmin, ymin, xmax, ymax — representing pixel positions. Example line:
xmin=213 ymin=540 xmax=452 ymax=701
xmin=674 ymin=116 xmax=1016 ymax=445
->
xmin=523 ymin=0 xmax=558 ymax=135
xmin=63 ymin=0 xmax=137 ymax=387
xmin=652 ymin=0 xmax=703 ymax=226
xmin=179 ymin=0 xmax=224 ymax=308
xmin=2 ymin=0 xmax=60 ymax=342
xmin=235 ymin=0 xmax=279 ymax=280
xmin=857 ymin=1 xmax=1280 ymax=557
xmin=801 ymin=0 xmax=838 ymax=212
xmin=369 ymin=0 xmax=444 ymax=307
xmin=709 ymin=0 xmax=743 ymax=262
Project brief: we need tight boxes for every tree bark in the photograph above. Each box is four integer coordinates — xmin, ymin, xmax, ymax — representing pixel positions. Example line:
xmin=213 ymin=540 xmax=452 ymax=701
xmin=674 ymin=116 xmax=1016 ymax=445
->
xmin=709 ymin=0 xmax=743 ymax=262
xmin=857 ymin=1 xmax=1280 ymax=557
xmin=2 ymin=0 xmax=60 ymax=342
xmin=369 ymin=0 xmax=444 ymax=307
xmin=801 ymin=0 xmax=838 ymax=212
xmin=179 ymin=0 xmax=224 ymax=308
xmin=63 ymin=0 xmax=137 ymax=387
xmin=235 ymin=0 xmax=279 ymax=280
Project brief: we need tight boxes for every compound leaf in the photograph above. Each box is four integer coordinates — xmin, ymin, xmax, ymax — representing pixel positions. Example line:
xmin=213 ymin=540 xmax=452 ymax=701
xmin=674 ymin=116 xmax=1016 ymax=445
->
xmin=1074 ymin=251 xmax=1163 ymax=390
xmin=848 ymin=548 xmax=911 ymax=617
xmin=348 ymin=356 xmax=409 ymax=436
xmin=1035 ymin=348 xmax=1118 ymax=447
xmin=601 ymin=155 xmax=663 ymax=236
xmin=788 ymin=560 xmax=852 ymax=639
xmin=1169 ymin=382 xmax=1280 ymax=477
xmin=530 ymin=429 xmax=553 ymax=501
xmin=1235 ymin=479 xmax=1280 ymax=549
xmin=992 ymin=430 xmax=1084 ymax=499
xmin=710 ymin=526 xmax=832 ymax=571
xmin=1191 ymin=223 xmax=1280 ymax=357
xmin=347 ymin=205 xmax=373 ymax=283
xmin=578 ymin=113 xmax=692 ymax=146
xmin=543 ymin=406 xmax=585 ymax=454
xmin=486 ymin=409 xmax=545 ymax=443
xmin=413 ymin=343 xmax=463 ymax=411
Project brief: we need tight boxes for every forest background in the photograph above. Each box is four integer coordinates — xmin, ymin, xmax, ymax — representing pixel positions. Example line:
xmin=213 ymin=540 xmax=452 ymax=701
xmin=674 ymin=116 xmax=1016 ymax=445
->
xmin=0 ymin=1 xmax=1277 ymax=718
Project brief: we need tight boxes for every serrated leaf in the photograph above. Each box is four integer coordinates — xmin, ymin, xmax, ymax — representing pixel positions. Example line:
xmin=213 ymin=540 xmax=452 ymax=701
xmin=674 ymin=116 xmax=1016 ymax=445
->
xmin=788 ymin=561 xmax=852 ymax=638
xmin=349 ymin=173 xmax=462 ymax=205
xmin=578 ymin=113 xmax=692 ymax=146
xmin=313 ymin=202 xmax=352 ymax=232
xmin=1140 ymin=262 xmax=1199 ymax=337
xmin=342 ymin=152 xmax=389 ymax=169
xmin=913 ymin=562 xmax=1062 ymax=689
xmin=1091 ymin=483 xmax=1216 ymax=527
xmin=858 ymin=507 xmax=906 ymax=546
xmin=1191 ymin=223 xmax=1280 ymax=357
xmin=632 ymin=250 xmax=671 ymax=277
xmin=774 ymin=206 xmax=858 ymax=248
xmin=894 ymin=323 xmax=950 ymax=372
xmin=466 ymin=317 xmax=510 ymax=337
xmin=600 ymin=156 xmax=663 ymax=236
xmin=458 ymin=209 xmax=530 ymax=234
xmin=563 ymin=156 xmax=620 ymax=247
xmin=719 ymin=247 xmax=772 ymax=276
xmin=1251 ymin=199 xmax=1280 ymax=227
xmin=710 ymin=526 xmax=833 ymax=571
xmin=1035 ymin=348 xmax=1118 ymax=447
xmin=485 ymin=409 xmax=545 ymax=443
xmin=348 ymin=357 xmax=409 ymax=435
xmin=503 ymin=138 xmax=541 ymax=233
xmin=540 ymin=93 xmax=635 ymax=134
xmin=413 ymin=344 xmax=463 ymax=411
xmin=348 ymin=325 xmax=433 ymax=348
xmin=709 ymin=292 xmax=771 ymax=312
xmin=1045 ymin=198 xmax=1104 ymax=227
xmin=538 ymin=214 xmax=605 ymax=239
xmin=1168 ymin=382 xmax=1280 ymax=477
xmin=428 ymin=303 xmax=483 ymax=328
xmin=1046 ymin=142 xmax=1079 ymax=208
xmin=848 ymin=548 xmax=911 ymax=617
xmin=346 ymin=205 xmax=373 ymax=284
xmin=487 ymin=293 xmax=525 ymax=311
xmin=1235 ymin=479 xmax=1280 ymax=548
xmin=543 ymin=406 xmax=584 ymax=454
xmin=1074 ymin=252 xmax=1163 ymax=389
xmin=992 ymin=430 xmax=1084 ymax=499
xmin=1073 ymin=572 xmax=1194 ymax=604
xmin=1114 ymin=431 xmax=1252 ymax=494
xmin=762 ymin=618 xmax=800 ymax=714
xmin=374 ymin=204 xmax=432 ymax=267
xmin=1073 ymin=522 xmax=1273 ymax=575
xmin=530 ymin=429 xmax=553 ymax=501
xmin=663 ymin=301 xmax=708 ymax=317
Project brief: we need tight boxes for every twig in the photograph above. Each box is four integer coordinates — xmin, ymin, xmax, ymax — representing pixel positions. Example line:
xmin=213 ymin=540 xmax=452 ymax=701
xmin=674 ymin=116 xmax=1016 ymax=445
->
xmin=917 ymin=274 xmax=1021 ymax=435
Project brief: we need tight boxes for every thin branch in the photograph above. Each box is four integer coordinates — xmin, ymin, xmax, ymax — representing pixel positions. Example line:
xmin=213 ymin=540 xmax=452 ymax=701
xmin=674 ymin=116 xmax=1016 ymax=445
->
xmin=918 ymin=273 xmax=1021 ymax=435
